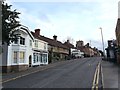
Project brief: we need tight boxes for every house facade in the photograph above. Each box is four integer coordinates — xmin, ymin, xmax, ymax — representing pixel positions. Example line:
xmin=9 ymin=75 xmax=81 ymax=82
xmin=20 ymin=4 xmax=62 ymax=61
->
xmin=31 ymin=29 xmax=69 ymax=63
xmin=2 ymin=26 xmax=49 ymax=73
xmin=32 ymin=29 xmax=48 ymax=66
xmin=115 ymin=18 xmax=120 ymax=64
xmin=2 ymin=25 xmax=34 ymax=73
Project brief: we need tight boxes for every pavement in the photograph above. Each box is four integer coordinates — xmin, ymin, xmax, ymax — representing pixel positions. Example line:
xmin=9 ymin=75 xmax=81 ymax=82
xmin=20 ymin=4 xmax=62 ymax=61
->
xmin=101 ymin=60 xmax=120 ymax=89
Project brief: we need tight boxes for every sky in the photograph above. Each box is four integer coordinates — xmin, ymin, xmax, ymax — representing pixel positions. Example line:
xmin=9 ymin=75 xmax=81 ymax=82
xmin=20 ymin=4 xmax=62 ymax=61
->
xmin=5 ymin=0 xmax=120 ymax=51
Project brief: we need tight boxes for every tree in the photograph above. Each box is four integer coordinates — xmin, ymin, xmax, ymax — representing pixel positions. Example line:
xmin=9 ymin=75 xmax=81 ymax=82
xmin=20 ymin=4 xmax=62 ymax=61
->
xmin=2 ymin=1 xmax=21 ymax=45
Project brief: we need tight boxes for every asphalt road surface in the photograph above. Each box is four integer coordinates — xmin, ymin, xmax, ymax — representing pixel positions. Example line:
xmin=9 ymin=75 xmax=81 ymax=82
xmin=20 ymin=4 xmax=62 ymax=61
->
xmin=3 ymin=57 xmax=102 ymax=88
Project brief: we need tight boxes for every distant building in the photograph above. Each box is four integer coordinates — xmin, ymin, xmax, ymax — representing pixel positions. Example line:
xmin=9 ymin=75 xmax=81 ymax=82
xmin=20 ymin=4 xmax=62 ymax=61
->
xmin=76 ymin=41 xmax=100 ymax=57
xmin=64 ymin=40 xmax=75 ymax=59
xmin=105 ymin=40 xmax=117 ymax=62
xmin=76 ymin=40 xmax=84 ymax=48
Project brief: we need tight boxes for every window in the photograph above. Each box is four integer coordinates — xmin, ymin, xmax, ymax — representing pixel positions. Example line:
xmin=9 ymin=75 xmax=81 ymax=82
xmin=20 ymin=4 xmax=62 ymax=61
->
xmin=13 ymin=51 xmax=18 ymax=63
xmin=33 ymin=53 xmax=39 ymax=63
xmin=30 ymin=40 xmax=32 ymax=46
xmin=19 ymin=52 xmax=25 ymax=63
xmin=14 ymin=39 xmax=18 ymax=44
xmin=44 ymin=43 xmax=47 ymax=50
xmin=42 ymin=54 xmax=47 ymax=63
xmin=35 ymin=40 xmax=38 ymax=47
xmin=20 ymin=37 xmax=25 ymax=45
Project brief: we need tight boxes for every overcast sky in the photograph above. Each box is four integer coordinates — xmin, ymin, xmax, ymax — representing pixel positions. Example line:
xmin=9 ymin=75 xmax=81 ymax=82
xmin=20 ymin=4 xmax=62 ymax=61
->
xmin=6 ymin=0 xmax=120 ymax=51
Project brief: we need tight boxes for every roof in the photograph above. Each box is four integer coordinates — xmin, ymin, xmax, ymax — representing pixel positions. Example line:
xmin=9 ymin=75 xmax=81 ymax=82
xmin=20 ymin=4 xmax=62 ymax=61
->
xmin=31 ymin=32 xmax=69 ymax=49
xmin=11 ymin=25 xmax=34 ymax=41
xmin=64 ymin=41 xmax=75 ymax=49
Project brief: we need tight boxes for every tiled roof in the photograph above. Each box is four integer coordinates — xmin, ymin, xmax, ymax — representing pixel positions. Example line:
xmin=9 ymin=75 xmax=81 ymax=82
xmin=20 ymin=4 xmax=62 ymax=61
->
xmin=31 ymin=32 xmax=69 ymax=49
xmin=64 ymin=42 xmax=75 ymax=49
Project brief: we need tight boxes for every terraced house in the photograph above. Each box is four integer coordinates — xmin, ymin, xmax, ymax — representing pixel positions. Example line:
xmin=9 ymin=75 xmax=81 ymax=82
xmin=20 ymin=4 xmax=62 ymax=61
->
xmin=31 ymin=29 xmax=48 ymax=66
xmin=31 ymin=29 xmax=69 ymax=63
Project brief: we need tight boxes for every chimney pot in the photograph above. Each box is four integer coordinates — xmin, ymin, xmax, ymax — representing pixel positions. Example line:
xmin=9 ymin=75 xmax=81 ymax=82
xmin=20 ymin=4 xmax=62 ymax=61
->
xmin=35 ymin=29 xmax=40 ymax=36
xmin=53 ymin=35 xmax=57 ymax=41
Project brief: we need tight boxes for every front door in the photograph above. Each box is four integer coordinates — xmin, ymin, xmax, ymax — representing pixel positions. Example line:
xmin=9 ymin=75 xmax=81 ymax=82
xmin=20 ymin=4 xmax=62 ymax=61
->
xmin=29 ymin=55 xmax=32 ymax=67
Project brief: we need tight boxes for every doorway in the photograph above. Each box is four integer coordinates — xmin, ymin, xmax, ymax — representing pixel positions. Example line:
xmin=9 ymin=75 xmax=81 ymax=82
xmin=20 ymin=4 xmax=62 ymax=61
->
xmin=29 ymin=55 xmax=32 ymax=67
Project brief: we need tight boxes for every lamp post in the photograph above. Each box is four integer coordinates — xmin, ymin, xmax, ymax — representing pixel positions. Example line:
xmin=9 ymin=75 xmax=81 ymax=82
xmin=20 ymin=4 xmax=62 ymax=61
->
xmin=99 ymin=27 xmax=105 ymax=57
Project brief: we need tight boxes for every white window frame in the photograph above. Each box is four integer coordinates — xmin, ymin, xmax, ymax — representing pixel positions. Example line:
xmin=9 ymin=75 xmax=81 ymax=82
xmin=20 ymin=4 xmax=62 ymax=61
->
xmin=19 ymin=51 xmax=25 ymax=63
xmin=13 ymin=51 xmax=18 ymax=63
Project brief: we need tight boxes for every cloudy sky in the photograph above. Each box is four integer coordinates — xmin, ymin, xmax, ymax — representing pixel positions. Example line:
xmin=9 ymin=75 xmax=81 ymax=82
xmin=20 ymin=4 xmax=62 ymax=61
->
xmin=6 ymin=0 xmax=119 ymax=51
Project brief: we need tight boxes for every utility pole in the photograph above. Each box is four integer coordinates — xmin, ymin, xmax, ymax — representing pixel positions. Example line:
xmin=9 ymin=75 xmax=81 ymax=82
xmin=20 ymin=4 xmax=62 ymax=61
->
xmin=99 ymin=27 xmax=105 ymax=57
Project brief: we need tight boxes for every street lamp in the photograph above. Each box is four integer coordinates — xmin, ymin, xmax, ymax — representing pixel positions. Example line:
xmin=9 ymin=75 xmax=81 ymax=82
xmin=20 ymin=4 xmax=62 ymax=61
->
xmin=99 ymin=27 xmax=105 ymax=57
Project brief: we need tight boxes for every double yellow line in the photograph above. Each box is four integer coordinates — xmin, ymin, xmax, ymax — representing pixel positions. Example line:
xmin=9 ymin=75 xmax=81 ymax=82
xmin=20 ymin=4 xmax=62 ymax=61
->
xmin=92 ymin=62 xmax=102 ymax=90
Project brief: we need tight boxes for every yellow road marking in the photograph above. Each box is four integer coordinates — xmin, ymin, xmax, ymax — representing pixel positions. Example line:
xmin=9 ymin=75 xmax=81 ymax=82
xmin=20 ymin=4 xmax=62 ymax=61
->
xmin=96 ymin=63 xmax=100 ymax=90
xmin=101 ymin=63 xmax=104 ymax=88
xmin=92 ymin=62 xmax=101 ymax=90
xmin=92 ymin=64 xmax=98 ymax=90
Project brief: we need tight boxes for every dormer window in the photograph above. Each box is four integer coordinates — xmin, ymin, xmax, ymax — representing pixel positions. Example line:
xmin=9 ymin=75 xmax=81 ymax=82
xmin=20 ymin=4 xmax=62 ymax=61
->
xmin=20 ymin=37 xmax=25 ymax=45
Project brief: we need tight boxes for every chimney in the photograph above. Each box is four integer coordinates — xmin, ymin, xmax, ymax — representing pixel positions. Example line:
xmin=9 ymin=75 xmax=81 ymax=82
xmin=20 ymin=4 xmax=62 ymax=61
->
xmin=67 ymin=40 xmax=70 ymax=43
xmin=53 ymin=35 xmax=57 ymax=41
xmin=35 ymin=29 xmax=40 ymax=36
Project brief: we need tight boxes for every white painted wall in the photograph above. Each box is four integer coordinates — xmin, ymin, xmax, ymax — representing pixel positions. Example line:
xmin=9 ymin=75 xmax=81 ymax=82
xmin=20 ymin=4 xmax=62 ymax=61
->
xmin=33 ymin=39 xmax=48 ymax=51
xmin=32 ymin=38 xmax=48 ymax=66
xmin=3 ymin=26 xmax=34 ymax=66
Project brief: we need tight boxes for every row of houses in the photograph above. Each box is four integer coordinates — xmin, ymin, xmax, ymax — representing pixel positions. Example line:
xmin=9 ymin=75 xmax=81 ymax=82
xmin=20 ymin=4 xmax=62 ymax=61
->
xmin=1 ymin=25 xmax=101 ymax=73
xmin=76 ymin=40 xmax=101 ymax=57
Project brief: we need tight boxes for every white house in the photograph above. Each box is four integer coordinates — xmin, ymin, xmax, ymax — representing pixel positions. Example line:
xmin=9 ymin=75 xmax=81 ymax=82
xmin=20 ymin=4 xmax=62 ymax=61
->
xmin=2 ymin=26 xmax=49 ymax=73
xmin=2 ymin=25 xmax=34 ymax=73
xmin=31 ymin=29 xmax=48 ymax=66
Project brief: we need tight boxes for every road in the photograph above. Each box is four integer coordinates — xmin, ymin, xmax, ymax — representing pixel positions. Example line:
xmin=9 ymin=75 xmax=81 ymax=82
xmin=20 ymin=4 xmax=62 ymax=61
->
xmin=3 ymin=57 xmax=102 ymax=88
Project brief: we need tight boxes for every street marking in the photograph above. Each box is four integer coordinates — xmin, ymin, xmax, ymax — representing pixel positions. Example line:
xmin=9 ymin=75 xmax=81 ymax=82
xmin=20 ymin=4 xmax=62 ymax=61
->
xmin=96 ymin=63 xmax=100 ymax=90
xmin=92 ymin=62 xmax=101 ymax=90
xmin=101 ymin=63 xmax=104 ymax=88
xmin=2 ymin=65 xmax=57 ymax=83
xmin=92 ymin=64 xmax=98 ymax=89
